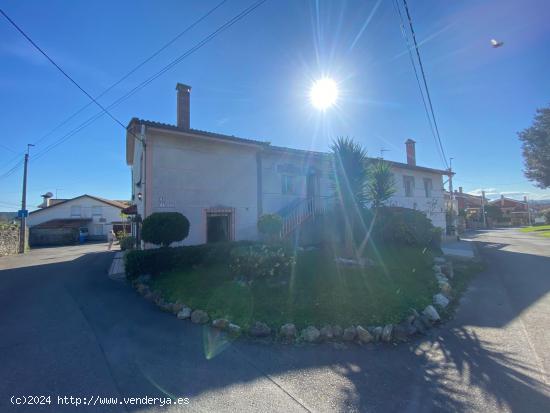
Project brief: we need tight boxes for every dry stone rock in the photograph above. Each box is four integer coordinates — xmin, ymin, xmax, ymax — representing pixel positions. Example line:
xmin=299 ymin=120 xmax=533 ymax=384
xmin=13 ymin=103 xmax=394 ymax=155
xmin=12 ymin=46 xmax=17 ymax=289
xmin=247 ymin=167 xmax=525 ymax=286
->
xmin=319 ymin=325 xmax=334 ymax=341
xmin=381 ymin=325 xmax=393 ymax=342
xmin=176 ymin=307 xmax=192 ymax=319
xmin=422 ymin=305 xmax=441 ymax=322
xmin=280 ymin=323 xmax=297 ymax=339
xmin=171 ymin=303 xmax=184 ymax=314
xmin=332 ymin=325 xmax=343 ymax=338
xmin=301 ymin=326 xmax=320 ymax=343
xmin=370 ymin=326 xmax=383 ymax=341
xmin=438 ymin=280 xmax=452 ymax=295
xmin=250 ymin=321 xmax=271 ymax=337
xmin=228 ymin=323 xmax=241 ymax=336
xmin=342 ymin=326 xmax=357 ymax=341
xmin=433 ymin=293 xmax=450 ymax=309
xmin=356 ymin=326 xmax=374 ymax=343
xmin=191 ymin=309 xmax=209 ymax=324
xmin=212 ymin=318 xmax=230 ymax=329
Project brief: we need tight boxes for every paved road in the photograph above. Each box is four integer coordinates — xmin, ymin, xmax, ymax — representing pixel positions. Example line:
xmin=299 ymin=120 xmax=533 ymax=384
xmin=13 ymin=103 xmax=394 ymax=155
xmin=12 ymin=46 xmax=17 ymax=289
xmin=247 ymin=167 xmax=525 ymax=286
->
xmin=1 ymin=230 xmax=549 ymax=412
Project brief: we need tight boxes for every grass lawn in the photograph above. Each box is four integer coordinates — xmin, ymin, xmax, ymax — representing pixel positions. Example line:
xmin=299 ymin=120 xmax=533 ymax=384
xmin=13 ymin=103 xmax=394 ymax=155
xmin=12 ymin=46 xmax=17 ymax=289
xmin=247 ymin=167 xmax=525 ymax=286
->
xmin=520 ymin=225 xmax=550 ymax=237
xmin=150 ymin=244 xmax=439 ymax=330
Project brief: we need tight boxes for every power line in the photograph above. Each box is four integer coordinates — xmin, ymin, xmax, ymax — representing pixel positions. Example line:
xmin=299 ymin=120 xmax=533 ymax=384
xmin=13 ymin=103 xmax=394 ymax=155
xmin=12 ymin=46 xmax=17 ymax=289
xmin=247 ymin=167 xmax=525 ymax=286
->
xmin=0 ymin=8 xmax=139 ymax=134
xmin=0 ymin=0 xmax=268 ymax=179
xmin=0 ymin=0 xmax=227 ymax=177
xmin=29 ymin=0 xmax=268 ymax=163
xmin=26 ymin=0 xmax=228 ymax=148
xmin=392 ymin=0 xmax=445 ymax=167
xmin=0 ymin=143 xmax=17 ymax=154
xmin=401 ymin=0 xmax=449 ymax=169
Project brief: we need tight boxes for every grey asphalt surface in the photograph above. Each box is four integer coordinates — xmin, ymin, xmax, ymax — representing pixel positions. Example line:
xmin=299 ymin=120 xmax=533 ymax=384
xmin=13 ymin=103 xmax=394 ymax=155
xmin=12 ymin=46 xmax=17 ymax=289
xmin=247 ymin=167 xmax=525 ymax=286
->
xmin=1 ymin=229 xmax=549 ymax=412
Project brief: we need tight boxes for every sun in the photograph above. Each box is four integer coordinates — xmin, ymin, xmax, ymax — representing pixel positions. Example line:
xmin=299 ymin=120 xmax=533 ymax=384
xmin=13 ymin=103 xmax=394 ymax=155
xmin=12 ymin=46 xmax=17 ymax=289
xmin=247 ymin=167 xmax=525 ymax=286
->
xmin=310 ymin=77 xmax=338 ymax=110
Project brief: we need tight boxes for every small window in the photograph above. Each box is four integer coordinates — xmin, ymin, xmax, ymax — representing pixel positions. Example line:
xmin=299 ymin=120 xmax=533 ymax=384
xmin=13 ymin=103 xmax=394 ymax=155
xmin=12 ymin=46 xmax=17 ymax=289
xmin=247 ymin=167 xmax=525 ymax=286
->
xmin=92 ymin=206 xmax=102 ymax=217
xmin=70 ymin=205 xmax=82 ymax=217
xmin=282 ymin=175 xmax=296 ymax=195
xmin=423 ymin=178 xmax=433 ymax=198
xmin=403 ymin=176 xmax=415 ymax=197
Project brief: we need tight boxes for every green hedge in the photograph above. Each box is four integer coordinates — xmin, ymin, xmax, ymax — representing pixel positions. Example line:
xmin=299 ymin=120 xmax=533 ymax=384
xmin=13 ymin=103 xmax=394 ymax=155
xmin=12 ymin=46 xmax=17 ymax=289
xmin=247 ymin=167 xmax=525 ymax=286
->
xmin=372 ymin=207 xmax=442 ymax=248
xmin=124 ymin=241 xmax=256 ymax=279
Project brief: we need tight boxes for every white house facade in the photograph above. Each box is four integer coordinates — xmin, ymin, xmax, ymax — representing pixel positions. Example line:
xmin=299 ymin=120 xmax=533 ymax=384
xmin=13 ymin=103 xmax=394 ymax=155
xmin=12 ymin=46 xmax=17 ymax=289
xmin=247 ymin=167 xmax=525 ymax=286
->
xmin=125 ymin=83 xmax=450 ymax=246
xmin=28 ymin=195 xmax=128 ymax=240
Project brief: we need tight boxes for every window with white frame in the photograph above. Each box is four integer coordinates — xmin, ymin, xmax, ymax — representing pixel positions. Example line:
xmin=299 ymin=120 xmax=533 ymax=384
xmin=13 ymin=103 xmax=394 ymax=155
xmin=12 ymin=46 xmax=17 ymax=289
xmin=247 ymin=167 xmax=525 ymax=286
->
xmin=282 ymin=175 xmax=296 ymax=195
xmin=92 ymin=205 xmax=102 ymax=217
xmin=403 ymin=175 xmax=415 ymax=197
xmin=423 ymin=178 xmax=433 ymax=198
xmin=70 ymin=205 xmax=82 ymax=217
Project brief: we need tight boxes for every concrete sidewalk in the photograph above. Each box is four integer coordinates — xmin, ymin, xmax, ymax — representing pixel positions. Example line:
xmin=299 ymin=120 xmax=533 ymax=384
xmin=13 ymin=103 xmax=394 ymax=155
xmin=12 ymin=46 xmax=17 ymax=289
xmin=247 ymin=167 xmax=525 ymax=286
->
xmin=441 ymin=237 xmax=476 ymax=259
xmin=107 ymin=251 xmax=125 ymax=280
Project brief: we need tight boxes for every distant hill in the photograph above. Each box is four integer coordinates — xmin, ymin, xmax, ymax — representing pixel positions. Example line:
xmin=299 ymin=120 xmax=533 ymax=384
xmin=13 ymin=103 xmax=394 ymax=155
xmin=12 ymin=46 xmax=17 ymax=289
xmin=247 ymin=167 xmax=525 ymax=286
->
xmin=0 ymin=212 xmax=17 ymax=222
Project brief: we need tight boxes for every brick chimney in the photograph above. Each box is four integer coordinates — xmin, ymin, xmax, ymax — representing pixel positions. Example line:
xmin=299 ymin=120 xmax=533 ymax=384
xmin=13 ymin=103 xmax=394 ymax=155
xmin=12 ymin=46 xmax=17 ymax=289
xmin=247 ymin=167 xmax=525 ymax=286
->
xmin=405 ymin=139 xmax=416 ymax=166
xmin=176 ymin=83 xmax=191 ymax=129
xmin=500 ymin=194 xmax=504 ymax=207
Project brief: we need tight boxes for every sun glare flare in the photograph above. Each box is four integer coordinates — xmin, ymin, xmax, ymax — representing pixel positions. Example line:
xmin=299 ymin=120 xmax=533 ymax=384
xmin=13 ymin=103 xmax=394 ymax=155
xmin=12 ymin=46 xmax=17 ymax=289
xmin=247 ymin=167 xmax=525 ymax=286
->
xmin=310 ymin=77 xmax=338 ymax=110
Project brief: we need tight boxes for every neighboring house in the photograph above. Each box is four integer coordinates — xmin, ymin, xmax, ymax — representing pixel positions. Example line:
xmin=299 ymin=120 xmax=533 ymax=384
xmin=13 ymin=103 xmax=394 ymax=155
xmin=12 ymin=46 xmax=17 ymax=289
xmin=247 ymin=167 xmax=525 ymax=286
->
xmin=446 ymin=188 xmax=489 ymax=230
xmin=27 ymin=194 xmax=129 ymax=246
xmin=125 ymin=83 xmax=450 ymax=246
xmin=489 ymin=195 xmax=530 ymax=226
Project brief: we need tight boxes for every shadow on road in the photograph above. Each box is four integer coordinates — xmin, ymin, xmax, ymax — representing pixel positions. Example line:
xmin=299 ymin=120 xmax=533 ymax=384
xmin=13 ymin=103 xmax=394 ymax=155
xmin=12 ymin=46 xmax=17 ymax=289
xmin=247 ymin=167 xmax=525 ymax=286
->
xmin=1 ymin=240 xmax=549 ymax=412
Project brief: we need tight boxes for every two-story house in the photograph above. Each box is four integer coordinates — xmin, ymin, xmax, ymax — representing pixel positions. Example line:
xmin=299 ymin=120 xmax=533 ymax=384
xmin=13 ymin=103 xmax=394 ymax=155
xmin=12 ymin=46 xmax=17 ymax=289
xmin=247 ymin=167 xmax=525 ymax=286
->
xmin=125 ymin=83 xmax=450 ymax=245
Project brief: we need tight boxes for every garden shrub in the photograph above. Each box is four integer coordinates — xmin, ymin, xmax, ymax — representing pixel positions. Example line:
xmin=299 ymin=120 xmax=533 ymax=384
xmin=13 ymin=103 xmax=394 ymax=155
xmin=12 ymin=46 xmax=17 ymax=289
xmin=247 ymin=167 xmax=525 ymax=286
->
xmin=229 ymin=244 xmax=295 ymax=281
xmin=124 ymin=240 xmax=257 ymax=279
xmin=119 ymin=235 xmax=136 ymax=251
xmin=257 ymin=214 xmax=283 ymax=241
xmin=141 ymin=212 xmax=190 ymax=247
xmin=373 ymin=207 xmax=441 ymax=247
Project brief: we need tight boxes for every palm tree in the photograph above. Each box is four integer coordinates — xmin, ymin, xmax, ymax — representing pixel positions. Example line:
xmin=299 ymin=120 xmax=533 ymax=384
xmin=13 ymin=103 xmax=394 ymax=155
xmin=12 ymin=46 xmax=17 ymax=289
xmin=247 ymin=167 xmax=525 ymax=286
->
xmin=357 ymin=160 xmax=396 ymax=256
xmin=330 ymin=137 xmax=369 ymax=256
xmin=330 ymin=137 xmax=369 ymax=209
xmin=365 ymin=160 xmax=396 ymax=209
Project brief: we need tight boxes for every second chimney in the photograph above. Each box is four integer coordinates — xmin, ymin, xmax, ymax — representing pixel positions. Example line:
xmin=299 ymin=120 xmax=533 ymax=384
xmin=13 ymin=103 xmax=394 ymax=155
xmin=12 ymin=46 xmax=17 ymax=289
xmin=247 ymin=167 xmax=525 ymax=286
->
xmin=176 ymin=83 xmax=191 ymax=129
xmin=405 ymin=139 xmax=416 ymax=166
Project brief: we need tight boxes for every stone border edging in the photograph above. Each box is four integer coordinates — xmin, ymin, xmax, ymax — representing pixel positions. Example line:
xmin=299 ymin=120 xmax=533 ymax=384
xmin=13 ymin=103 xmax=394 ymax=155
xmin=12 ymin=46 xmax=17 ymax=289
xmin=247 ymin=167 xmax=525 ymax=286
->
xmin=130 ymin=255 xmax=455 ymax=346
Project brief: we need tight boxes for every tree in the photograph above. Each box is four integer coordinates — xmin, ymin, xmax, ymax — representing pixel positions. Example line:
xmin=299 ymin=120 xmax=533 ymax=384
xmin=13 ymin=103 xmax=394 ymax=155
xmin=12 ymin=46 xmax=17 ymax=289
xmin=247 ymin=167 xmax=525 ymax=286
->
xmin=544 ymin=209 xmax=550 ymax=224
xmin=365 ymin=160 xmax=396 ymax=209
xmin=330 ymin=137 xmax=369 ymax=256
xmin=518 ymin=106 xmax=550 ymax=189
xmin=141 ymin=212 xmax=190 ymax=247
xmin=330 ymin=137 xmax=369 ymax=209
xmin=484 ymin=204 xmax=503 ymax=222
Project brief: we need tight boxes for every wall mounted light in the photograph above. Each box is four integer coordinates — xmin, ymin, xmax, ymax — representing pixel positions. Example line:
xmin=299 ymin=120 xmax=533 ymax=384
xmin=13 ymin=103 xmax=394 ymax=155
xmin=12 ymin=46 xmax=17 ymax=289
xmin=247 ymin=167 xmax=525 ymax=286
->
xmin=137 ymin=192 xmax=142 ymax=201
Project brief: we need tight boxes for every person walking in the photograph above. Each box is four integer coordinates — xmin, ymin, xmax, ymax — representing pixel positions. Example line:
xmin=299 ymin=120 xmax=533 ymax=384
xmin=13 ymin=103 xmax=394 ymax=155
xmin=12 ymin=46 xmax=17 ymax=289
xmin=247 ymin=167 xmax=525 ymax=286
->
xmin=107 ymin=229 xmax=116 ymax=250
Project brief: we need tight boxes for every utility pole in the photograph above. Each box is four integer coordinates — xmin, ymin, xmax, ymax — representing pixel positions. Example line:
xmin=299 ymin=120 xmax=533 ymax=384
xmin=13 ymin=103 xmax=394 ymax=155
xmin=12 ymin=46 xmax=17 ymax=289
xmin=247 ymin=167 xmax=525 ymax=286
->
xmin=448 ymin=158 xmax=454 ymax=236
xmin=526 ymin=196 xmax=532 ymax=226
xmin=481 ymin=190 xmax=487 ymax=228
xmin=18 ymin=144 xmax=34 ymax=253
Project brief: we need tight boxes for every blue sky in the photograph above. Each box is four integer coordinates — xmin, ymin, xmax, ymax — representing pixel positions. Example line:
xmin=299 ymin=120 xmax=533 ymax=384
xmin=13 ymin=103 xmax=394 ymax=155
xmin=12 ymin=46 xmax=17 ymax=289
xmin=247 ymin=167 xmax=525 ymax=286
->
xmin=1 ymin=0 xmax=549 ymax=212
